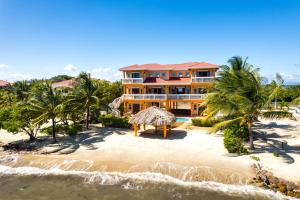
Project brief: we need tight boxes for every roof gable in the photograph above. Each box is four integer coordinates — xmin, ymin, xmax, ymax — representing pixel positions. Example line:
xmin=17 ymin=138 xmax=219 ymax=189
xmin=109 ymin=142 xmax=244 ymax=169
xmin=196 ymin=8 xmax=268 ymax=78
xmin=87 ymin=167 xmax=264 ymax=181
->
xmin=120 ymin=62 xmax=218 ymax=71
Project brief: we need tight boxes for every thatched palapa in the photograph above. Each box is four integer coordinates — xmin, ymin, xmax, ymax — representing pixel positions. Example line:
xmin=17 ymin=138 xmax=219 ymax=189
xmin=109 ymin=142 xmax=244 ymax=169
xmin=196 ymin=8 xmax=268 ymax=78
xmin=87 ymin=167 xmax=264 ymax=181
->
xmin=129 ymin=106 xmax=176 ymax=138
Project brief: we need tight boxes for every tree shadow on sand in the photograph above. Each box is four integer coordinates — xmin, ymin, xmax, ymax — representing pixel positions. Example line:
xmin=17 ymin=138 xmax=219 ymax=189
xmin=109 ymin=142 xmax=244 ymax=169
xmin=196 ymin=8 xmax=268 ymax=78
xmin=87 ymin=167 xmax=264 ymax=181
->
xmin=251 ymin=121 xmax=300 ymax=164
xmin=138 ymin=129 xmax=187 ymax=140
xmin=254 ymin=121 xmax=298 ymax=131
xmin=1 ymin=126 xmax=129 ymax=154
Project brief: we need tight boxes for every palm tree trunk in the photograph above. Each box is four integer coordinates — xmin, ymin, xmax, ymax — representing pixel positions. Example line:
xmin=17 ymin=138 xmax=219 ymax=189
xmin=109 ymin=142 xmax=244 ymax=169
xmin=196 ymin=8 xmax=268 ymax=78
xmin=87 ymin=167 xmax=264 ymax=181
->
xmin=29 ymin=132 xmax=35 ymax=142
xmin=86 ymin=107 xmax=90 ymax=129
xmin=248 ymin=122 xmax=254 ymax=150
xmin=52 ymin=117 xmax=57 ymax=143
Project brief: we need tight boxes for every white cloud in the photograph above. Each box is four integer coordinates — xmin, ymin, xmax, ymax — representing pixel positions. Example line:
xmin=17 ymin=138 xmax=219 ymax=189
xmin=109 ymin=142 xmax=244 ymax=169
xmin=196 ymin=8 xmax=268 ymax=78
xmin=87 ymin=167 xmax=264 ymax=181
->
xmin=0 ymin=64 xmax=8 ymax=69
xmin=277 ymin=72 xmax=300 ymax=81
xmin=0 ymin=73 xmax=31 ymax=82
xmin=90 ymin=67 xmax=122 ymax=81
xmin=10 ymin=73 xmax=31 ymax=80
xmin=64 ymin=64 xmax=77 ymax=72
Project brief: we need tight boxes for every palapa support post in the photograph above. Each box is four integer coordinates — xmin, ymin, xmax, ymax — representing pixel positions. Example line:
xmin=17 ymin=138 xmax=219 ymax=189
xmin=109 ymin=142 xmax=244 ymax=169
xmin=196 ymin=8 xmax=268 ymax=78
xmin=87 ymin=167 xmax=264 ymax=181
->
xmin=168 ymin=125 xmax=171 ymax=134
xmin=155 ymin=126 xmax=157 ymax=134
xmin=143 ymin=124 xmax=146 ymax=131
xmin=134 ymin=123 xmax=138 ymax=137
xmin=163 ymin=125 xmax=167 ymax=139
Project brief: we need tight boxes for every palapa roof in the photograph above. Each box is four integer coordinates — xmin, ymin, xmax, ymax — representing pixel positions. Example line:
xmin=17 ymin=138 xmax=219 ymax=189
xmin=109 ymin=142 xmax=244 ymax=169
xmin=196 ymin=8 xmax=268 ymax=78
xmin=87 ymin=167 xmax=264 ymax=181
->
xmin=129 ymin=106 xmax=176 ymax=126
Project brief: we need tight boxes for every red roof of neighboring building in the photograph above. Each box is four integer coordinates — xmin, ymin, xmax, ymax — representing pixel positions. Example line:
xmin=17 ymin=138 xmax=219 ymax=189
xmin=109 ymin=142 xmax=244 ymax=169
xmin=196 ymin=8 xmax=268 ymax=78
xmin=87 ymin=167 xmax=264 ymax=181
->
xmin=120 ymin=62 xmax=218 ymax=71
xmin=143 ymin=77 xmax=191 ymax=85
xmin=52 ymin=79 xmax=75 ymax=88
xmin=0 ymin=80 xmax=10 ymax=87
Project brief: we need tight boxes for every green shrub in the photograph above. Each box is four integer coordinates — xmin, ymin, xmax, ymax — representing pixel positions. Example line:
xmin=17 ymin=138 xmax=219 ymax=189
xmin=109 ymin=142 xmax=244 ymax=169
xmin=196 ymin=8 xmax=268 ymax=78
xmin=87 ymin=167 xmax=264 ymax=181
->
xmin=250 ymin=155 xmax=260 ymax=162
xmin=273 ymin=151 xmax=279 ymax=157
xmin=223 ymin=125 xmax=249 ymax=154
xmin=98 ymin=114 xmax=131 ymax=128
xmin=192 ymin=117 xmax=222 ymax=127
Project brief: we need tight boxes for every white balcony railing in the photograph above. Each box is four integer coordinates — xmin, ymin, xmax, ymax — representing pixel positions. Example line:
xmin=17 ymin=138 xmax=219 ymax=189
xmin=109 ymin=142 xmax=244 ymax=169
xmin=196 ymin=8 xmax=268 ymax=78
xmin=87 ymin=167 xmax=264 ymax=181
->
xmin=122 ymin=78 xmax=143 ymax=84
xmin=123 ymin=94 xmax=206 ymax=100
xmin=191 ymin=76 xmax=214 ymax=83
xmin=168 ymin=94 xmax=206 ymax=100
xmin=123 ymin=94 xmax=167 ymax=100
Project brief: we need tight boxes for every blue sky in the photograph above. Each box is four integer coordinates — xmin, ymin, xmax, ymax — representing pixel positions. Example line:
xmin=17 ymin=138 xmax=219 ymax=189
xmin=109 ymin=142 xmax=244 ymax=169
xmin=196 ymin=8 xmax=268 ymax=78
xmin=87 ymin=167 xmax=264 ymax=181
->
xmin=0 ymin=0 xmax=300 ymax=83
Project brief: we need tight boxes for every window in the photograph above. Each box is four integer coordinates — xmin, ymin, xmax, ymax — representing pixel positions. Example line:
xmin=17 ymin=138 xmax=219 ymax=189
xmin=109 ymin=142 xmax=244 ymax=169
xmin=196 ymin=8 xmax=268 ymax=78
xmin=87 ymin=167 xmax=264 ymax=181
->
xmin=186 ymin=71 xmax=190 ymax=77
xmin=131 ymin=72 xmax=140 ymax=78
xmin=196 ymin=71 xmax=210 ymax=77
xmin=172 ymin=72 xmax=177 ymax=77
xmin=178 ymin=72 xmax=183 ymax=77
xmin=162 ymin=72 xmax=166 ymax=77
xmin=194 ymin=104 xmax=197 ymax=110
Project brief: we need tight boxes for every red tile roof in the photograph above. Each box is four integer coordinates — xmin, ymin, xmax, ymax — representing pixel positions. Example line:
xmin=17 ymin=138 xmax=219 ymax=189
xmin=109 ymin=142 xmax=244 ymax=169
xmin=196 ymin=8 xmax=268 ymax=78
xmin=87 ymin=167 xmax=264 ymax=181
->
xmin=120 ymin=62 xmax=218 ymax=71
xmin=0 ymin=80 xmax=10 ymax=87
xmin=143 ymin=77 xmax=191 ymax=85
xmin=52 ymin=79 xmax=75 ymax=88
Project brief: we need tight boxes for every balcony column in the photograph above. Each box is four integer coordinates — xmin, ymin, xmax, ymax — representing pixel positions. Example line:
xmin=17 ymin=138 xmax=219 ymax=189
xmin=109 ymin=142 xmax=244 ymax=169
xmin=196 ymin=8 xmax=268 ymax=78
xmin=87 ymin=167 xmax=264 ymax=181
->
xmin=165 ymin=85 xmax=169 ymax=111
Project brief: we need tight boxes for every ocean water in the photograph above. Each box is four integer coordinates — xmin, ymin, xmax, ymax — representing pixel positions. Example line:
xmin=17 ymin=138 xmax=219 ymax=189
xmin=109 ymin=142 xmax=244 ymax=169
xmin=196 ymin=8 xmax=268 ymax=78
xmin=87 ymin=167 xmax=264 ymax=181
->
xmin=0 ymin=154 xmax=294 ymax=200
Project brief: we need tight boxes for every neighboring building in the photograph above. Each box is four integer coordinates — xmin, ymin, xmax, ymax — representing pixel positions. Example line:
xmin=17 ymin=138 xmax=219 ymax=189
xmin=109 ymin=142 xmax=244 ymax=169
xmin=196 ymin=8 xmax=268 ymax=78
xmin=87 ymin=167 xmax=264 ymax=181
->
xmin=119 ymin=62 xmax=218 ymax=116
xmin=0 ymin=80 xmax=10 ymax=89
xmin=51 ymin=79 xmax=75 ymax=90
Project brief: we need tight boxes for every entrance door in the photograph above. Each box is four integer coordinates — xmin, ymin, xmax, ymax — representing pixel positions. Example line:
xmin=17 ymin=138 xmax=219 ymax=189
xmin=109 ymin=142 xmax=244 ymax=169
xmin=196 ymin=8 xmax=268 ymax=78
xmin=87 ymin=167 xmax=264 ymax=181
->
xmin=132 ymin=88 xmax=140 ymax=94
xmin=132 ymin=104 xmax=140 ymax=114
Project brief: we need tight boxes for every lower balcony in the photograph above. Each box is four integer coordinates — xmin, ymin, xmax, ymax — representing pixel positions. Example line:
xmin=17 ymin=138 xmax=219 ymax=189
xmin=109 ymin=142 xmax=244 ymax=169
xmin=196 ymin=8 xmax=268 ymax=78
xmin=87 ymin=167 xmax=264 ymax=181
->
xmin=191 ymin=76 xmax=214 ymax=83
xmin=123 ymin=94 xmax=206 ymax=100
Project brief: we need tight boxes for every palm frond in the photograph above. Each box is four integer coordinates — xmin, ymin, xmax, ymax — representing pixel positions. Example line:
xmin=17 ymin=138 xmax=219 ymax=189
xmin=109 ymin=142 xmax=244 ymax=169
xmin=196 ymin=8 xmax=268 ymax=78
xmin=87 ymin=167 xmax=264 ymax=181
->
xmin=292 ymin=96 xmax=300 ymax=105
xmin=208 ymin=117 xmax=243 ymax=133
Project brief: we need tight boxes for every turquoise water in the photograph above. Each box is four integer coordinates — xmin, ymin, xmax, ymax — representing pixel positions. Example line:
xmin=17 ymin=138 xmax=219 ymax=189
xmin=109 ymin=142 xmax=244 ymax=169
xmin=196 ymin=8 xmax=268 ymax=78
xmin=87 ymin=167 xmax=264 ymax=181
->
xmin=176 ymin=117 xmax=189 ymax=123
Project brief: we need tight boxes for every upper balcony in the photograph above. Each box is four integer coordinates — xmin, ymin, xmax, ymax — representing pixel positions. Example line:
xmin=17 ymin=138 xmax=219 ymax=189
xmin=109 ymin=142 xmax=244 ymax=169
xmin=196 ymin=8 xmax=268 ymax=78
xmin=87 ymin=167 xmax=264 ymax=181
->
xmin=122 ymin=76 xmax=214 ymax=85
xmin=122 ymin=78 xmax=144 ymax=84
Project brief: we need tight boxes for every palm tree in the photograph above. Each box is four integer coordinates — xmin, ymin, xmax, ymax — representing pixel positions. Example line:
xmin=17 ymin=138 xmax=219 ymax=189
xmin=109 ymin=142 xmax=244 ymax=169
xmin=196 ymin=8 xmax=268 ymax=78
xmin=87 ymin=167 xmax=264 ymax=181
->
xmin=13 ymin=80 xmax=30 ymax=101
xmin=29 ymin=82 xmax=62 ymax=142
xmin=68 ymin=72 xmax=99 ymax=129
xmin=205 ymin=56 xmax=293 ymax=150
xmin=269 ymin=73 xmax=284 ymax=109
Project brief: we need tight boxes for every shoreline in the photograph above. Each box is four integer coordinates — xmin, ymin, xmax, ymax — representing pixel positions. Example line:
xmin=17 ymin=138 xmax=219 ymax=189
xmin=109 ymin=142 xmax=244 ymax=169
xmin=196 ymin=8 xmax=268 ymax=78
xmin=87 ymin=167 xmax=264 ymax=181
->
xmin=1 ymin=118 xmax=299 ymax=190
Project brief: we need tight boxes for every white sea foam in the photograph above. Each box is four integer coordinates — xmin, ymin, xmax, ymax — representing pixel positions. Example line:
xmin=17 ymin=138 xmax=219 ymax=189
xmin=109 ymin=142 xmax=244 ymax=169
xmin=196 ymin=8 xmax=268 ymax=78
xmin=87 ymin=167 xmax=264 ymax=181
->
xmin=0 ymin=164 xmax=296 ymax=200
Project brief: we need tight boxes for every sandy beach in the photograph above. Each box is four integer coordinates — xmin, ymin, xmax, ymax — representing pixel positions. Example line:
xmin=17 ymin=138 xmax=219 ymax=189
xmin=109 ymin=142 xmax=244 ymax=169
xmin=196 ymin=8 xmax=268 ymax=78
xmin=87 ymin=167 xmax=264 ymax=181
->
xmin=0 ymin=118 xmax=299 ymax=184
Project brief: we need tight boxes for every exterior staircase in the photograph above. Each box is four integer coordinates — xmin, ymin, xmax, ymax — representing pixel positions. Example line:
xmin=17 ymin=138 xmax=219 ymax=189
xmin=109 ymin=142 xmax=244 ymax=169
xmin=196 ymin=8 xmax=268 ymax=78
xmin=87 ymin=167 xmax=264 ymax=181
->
xmin=109 ymin=95 xmax=124 ymax=117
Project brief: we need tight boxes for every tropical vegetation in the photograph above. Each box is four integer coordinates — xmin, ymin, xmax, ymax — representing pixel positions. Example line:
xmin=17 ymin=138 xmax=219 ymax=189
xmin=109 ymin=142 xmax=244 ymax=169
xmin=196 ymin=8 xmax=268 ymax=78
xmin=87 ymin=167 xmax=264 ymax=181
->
xmin=0 ymin=73 xmax=122 ymax=142
xmin=204 ymin=56 xmax=295 ymax=150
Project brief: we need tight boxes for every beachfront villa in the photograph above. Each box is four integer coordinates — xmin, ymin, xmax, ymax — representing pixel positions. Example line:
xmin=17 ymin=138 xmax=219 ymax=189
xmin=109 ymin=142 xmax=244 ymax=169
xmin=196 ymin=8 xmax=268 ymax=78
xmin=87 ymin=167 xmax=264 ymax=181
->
xmin=0 ymin=80 xmax=10 ymax=89
xmin=51 ymin=79 xmax=75 ymax=90
xmin=119 ymin=62 xmax=218 ymax=116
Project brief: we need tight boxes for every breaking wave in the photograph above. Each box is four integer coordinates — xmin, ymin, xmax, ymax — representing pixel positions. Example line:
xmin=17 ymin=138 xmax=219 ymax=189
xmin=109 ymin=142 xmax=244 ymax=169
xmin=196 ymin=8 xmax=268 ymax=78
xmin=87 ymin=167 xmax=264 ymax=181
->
xmin=0 ymin=164 xmax=296 ymax=200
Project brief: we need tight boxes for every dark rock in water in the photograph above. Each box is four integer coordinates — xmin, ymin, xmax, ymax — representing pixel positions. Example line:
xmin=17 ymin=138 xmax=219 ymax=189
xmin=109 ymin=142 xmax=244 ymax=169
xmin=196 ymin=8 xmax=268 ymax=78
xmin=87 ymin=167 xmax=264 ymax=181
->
xmin=252 ymin=162 xmax=300 ymax=198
